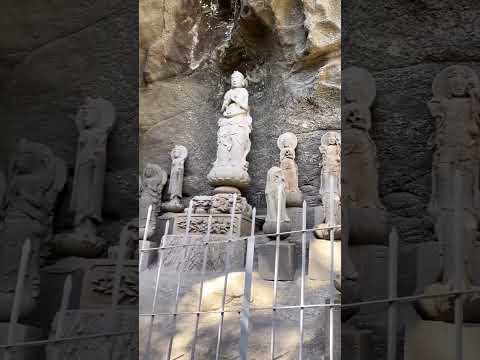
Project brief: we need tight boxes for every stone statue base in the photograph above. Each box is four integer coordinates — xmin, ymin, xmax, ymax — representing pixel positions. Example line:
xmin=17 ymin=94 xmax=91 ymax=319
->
xmin=341 ymin=324 xmax=372 ymax=360
xmin=207 ymin=166 xmax=251 ymax=190
xmin=348 ymin=208 xmax=389 ymax=245
xmin=415 ymin=283 xmax=480 ymax=323
xmin=52 ymin=232 xmax=106 ymax=258
xmin=262 ymin=220 xmax=291 ymax=240
xmin=0 ymin=323 xmax=43 ymax=359
xmin=159 ymin=213 xmax=252 ymax=272
xmin=405 ymin=316 xmax=480 ymax=360
xmin=314 ymin=223 xmax=341 ymax=239
xmin=162 ymin=198 xmax=185 ymax=213
xmin=258 ymin=241 xmax=296 ymax=281
xmin=286 ymin=190 xmax=303 ymax=208
xmin=308 ymin=239 xmax=341 ymax=281
xmin=46 ymin=309 xmax=136 ymax=359
xmin=38 ymin=258 xmax=138 ymax=329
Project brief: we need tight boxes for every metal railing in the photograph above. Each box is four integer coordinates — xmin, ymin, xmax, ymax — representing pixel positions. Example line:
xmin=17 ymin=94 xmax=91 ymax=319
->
xmin=0 ymin=228 xmax=136 ymax=360
xmin=140 ymin=181 xmax=341 ymax=360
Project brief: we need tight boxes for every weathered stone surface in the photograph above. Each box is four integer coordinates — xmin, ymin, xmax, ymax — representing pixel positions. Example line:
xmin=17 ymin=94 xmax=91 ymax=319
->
xmin=308 ymin=239 xmax=341 ymax=281
xmin=0 ymin=324 xmax=43 ymax=360
xmin=258 ymin=241 xmax=297 ymax=281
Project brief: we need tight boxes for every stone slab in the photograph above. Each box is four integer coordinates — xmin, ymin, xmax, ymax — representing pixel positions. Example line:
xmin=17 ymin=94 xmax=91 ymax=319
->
xmin=37 ymin=258 xmax=138 ymax=331
xmin=159 ymin=213 xmax=251 ymax=272
xmin=0 ymin=324 xmax=43 ymax=360
xmin=308 ymin=239 xmax=341 ymax=281
xmin=46 ymin=309 xmax=136 ymax=360
xmin=350 ymin=245 xmax=388 ymax=305
xmin=404 ymin=318 xmax=480 ymax=360
xmin=341 ymin=324 xmax=372 ymax=360
xmin=258 ymin=241 xmax=296 ymax=281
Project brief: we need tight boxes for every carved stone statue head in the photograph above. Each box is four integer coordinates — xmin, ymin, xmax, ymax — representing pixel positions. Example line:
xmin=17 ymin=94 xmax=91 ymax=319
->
xmin=265 ymin=166 xmax=284 ymax=194
xmin=231 ymin=71 xmax=247 ymax=88
xmin=321 ymin=131 xmax=341 ymax=147
xmin=277 ymin=132 xmax=298 ymax=151
xmin=342 ymin=66 xmax=376 ymax=105
xmin=171 ymin=145 xmax=188 ymax=160
xmin=143 ymin=163 xmax=165 ymax=180
xmin=76 ymin=97 xmax=115 ymax=131
xmin=432 ymin=65 xmax=479 ymax=99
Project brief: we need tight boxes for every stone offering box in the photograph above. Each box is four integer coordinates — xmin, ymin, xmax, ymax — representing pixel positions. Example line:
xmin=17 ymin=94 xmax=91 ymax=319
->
xmin=159 ymin=212 xmax=252 ymax=272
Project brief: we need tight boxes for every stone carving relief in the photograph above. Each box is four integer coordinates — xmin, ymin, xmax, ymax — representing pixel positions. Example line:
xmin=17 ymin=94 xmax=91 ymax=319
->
xmin=277 ymin=132 xmax=303 ymax=207
xmin=177 ymin=217 xmax=239 ymax=235
xmin=0 ymin=139 xmax=66 ymax=321
xmin=316 ymin=131 xmax=341 ymax=239
xmin=188 ymin=194 xmax=252 ymax=217
xmin=263 ymin=166 xmax=291 ymax=237
xmin=139 ymin=163 xmax=167 ymax=240
xmin=416 ymin=65 xmax=480 ymax=322
xmin=163 ymin=145 xmax=188 ymax=213
xmin=53 ymin=98 xmax=116 ymax=257
xmin=207 ymin=71 xmax=252 ymax=193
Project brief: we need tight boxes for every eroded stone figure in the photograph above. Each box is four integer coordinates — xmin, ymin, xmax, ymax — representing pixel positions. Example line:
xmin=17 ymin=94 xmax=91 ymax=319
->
xmin=139 ymin=163 xmax=167 ymax=240
xmin=0 ymin=140 xmax=66 ymax=321
xmin=277 ymin=132 xmax=303 ymax=207
xmin=316 ymin=131 xmax=341 ymax=239
xmin=342 ymin=67 xmax=382 ymax=209
xmin=416 ymin=65 xmax=480 ymax=322
xmin=207 ymin=71 xmax=252 ymax=193
xmin=263 ymin=166 xmax=291 ymax=237
xmin=52 ymin=98 xmax=115 ymax=257
xmin=342 ymin=67 xmax=387 ymax=245
xmin=163 ymin=145 xmax=188 ymax=213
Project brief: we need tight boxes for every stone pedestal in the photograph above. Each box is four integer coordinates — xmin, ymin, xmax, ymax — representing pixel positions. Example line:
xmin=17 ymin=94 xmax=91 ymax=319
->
xmin=160 ymin=213 xmax=251 ymax=272
xmin=258 ymin=241 xmax=296 ymax=281
xmin=0 ymin=324 xmax=43 ymax=360
xmin=404 ymin=318 xmax=480 ymax=360
xmin=308 ymin=239 xmax=341 ymax=281
xmin=46 ymin=309 xmax=136 ymax=360
xmin=37 ymin=259 xmax=138 ymax=330
xmin=341 ymin=324 xmax=372 ymax=360
xmin=348 ymin=208 xmax=389 ymax=245
xmin=350 ymin=245 xmax=388 ymax=304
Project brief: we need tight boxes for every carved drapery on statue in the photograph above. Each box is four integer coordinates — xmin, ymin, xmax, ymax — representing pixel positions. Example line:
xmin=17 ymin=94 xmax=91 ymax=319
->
xmin=53 ymin=98 xmax=115 ymax=257
xmin=342 ymin=67 xmax=388 ymax=245
xmin=316 ymin=131 xmax=341 ymax=239
xmin=163 ymin=145 xmax=187 ymax=213
xmin=416 ymin=65 xmax=480 ymax=323
xmin=139 ymin=163 xmax=167 ymax=240
xmin=263 ymin=166 xmax=291 ymax=238
xmin=0 ymin=140 xmax=66 ymax=321
xmin=277 ymin=132 xmax=303 ymax=207
xmin=207 ymin=71 xmax=252 ymax=194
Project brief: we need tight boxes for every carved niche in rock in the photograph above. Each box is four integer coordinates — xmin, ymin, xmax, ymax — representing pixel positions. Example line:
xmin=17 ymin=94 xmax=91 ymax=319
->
xmin=277 ymin=132 xmax=303 ymax=207
xmin=0 ymin=139 xmax=66 ymax=321
xmin=207 ymin=71 xmax=252 ymax=194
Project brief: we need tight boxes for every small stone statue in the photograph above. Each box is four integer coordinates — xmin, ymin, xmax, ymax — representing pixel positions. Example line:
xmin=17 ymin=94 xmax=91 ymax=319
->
xmin=316 ymin=132 xmax=341 ymax=239
xmin=263 ymin=166 xmax=291 ymax=238
xmin=416 ymin=65 xmax=480 ymax=322
xmin=207 ymin=71 xmax=252 ymax=194
xmin=163 ymin=145 xmax=188 ymax=212
xmin=277 ymin=132 xmax=303 ymax=207
xmin=342 ymin=67 xmax=383 ymax=209
xmin=0 ymin=139 xmax=66 ymax=321
xmin=139 ymin=163 xmax=167 ymax=240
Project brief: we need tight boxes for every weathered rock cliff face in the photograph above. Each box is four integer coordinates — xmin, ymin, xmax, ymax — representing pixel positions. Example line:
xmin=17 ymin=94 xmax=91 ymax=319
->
xmin=140 ymin=0 xmax=340 ymax=208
